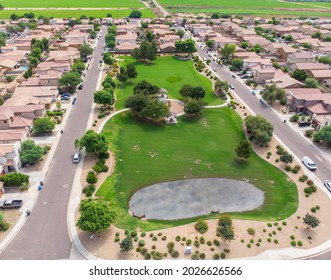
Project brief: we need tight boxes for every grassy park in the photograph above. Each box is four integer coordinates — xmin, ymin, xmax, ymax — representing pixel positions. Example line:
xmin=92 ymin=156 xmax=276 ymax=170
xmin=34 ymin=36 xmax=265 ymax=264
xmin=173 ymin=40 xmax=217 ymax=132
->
xmin=158 ymin=0 xmax=331 ymax=17
xmin=115 ymin=56 xmax=223 ymax=109
xmin=97 ymin=108 xmax=298 ymax=231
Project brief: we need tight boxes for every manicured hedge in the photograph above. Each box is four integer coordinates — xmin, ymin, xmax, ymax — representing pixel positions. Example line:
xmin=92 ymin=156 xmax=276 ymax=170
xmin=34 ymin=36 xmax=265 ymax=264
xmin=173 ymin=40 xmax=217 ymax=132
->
xmin=0 ymin=172 xmax=29 ymax=186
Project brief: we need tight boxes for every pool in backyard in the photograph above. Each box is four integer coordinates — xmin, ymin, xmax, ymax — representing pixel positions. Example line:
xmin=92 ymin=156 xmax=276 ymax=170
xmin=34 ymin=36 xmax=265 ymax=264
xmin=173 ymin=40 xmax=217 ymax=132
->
xmin=19 ymin=66 xmax=28 ymax=71
xmin=129 ymin=178 xmax=264 ymax=220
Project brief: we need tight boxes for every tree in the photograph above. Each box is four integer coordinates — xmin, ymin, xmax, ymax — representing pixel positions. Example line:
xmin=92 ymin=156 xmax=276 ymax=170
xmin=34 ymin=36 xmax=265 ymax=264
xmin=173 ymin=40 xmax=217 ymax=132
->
xmin=71 ymin=59 xmax=85 ymax=74
xmin=175 ymin=29 xmax=185 ymax=40
xmin=141 ymin=99 xmax=169 ymax=121
xmin=126 ymin=63 xmax=138 ymax=82
xmin=10 ymin=14 xmax=19 ymax=21
xmin=302 ymin=42 xmax=312 ymax=50
xmin=75 ymin=130 xmax=108 ymax=155
xmin=131 ymin=48 xmax=141 ymax=61
xmin=79 ymin=44 xmax=93 ymax=60
xmin=184 ymin=100 xmax=204 ymax=115
xmin=43 ymin=17 xmax=50 ymax=25
xmin=146 ymin=44 xmax=157 ymax=62
xmin=133 ymin=80 xmax=159 ymax=95
xmin=175 ymin=39 xmax=197 ymax=54
xmin=20 ymin=140 xmax=44 ymax=166
xmin=252 ymin=44 xmax=262 ymax=54
xmin=117 ymin=67 xmax=128 ymax=84
xmin=318 ymin=56 xmax=331 ymax=65
xmin=218 ymin=214 xmax=232 ymax=227
xmin=179 ymin=84 xmax=193 ymax=99
xmin=303 ymin=213 xmax=320 ymax=229
xmin=245 ymin=115 xmax=274 ymax=145
xmin=59 ymin=71 xmax=82 ymax=93
xmin=313 ymin=125 xmax=331 ymax=146
xmin=94 ymin=89 xmax=115 ymax=108
xmin=304 ymin=78 xmax=319 ymax=88
xmin=0 ymin=4 xmax=4 ymax=10
xmin=220 ymin=44 xmax=236 ymax=62
xmin=125 ymin=94 xmax=147 ymax=112
xmin=214 ymin=79 xmax=229 ymax=95
xmin=129 ymin=9 xmax=142 ymax=18
xmin=261 ymin=84 xmax=286 ymax=104
xmin=33 ymin=117 xmax=55 ymax=135
xmin=280 ymin=153 xmax=293 ymax=166
xmin=191 ymin=86 xmax=206 ymax=100
xmin=216 ymin=225 xmax=235 ymax=242
xmin=241 ymin=42 xmax=248 ymax=49
xmin=145 ymin=30 xmax=154 ymax=42
xmin=230 ymin=58 xmax=243 ymax=71
xmin=76 ymin=199 xmax=116 ymax=233
xmin=102 ymin=75 xmax=116 ymax=90
xmin=131 ymin=41 xmax=157 ymax=63
xmin=312 ymin=31 xmax=322 ymax=39
xmin=291 ymin=69 xmax=307 ymax=82
xmin=119 ymin=236 xmax=133 ymax=252
xmin=89 ymin=30 xmax=97 ymax=39
xmin=29 ymin=56 xmax=39 ymax=68
xmin=0 ymin=212 xmax=10 ymax=232
xmin=105 ymin=33 xmax=115 ymax=44
xmin=103 ymin=52 xmax=114 ymax=66
xmin=235 ymin=140 xmax=253 ymax=160
xmin=106 ymin=40 xmax=116 ymax=49
xmin=325 ymin=35 xmax=331 ymax=42
xmin=205 ymin=40 xmax=215 ymax=50
xmin=0 ymin=35 xmax=6 ymax=52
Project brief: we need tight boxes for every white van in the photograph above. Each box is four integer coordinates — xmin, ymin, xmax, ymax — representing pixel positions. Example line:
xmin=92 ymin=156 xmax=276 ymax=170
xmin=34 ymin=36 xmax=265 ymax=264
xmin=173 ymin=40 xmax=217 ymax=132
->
xmin=73 ymin=152 xmax=81 ymax=163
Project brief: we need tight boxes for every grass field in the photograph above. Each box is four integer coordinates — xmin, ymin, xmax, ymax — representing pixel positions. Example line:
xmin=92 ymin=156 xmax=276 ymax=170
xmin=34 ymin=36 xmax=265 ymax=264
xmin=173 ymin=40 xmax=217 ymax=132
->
xmin=97 ymin=108 xmax=298 ymax=231
xmin=115 ymin=56 xmax=223 ymax=110
xmin=0 ymin=0 xmax=143 ymax=8
xmin=0 ymin=9 xmax=156 ymax=19
xmin=158 ymin=0 xmax=331 ymax=17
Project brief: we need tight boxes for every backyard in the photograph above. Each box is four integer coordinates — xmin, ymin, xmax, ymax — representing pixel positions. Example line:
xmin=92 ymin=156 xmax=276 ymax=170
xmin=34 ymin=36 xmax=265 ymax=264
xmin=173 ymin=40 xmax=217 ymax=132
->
xmin=97 ymin=108 xmax=298 ymax=231
xmin=115 ymin=56 xmax=223 ymax=109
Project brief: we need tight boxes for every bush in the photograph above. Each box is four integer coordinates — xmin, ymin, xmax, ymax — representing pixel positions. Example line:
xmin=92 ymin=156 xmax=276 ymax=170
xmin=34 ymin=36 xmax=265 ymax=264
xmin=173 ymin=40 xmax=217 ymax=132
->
xmin=311 ymin=207 xmax=316 ymax=213
xmin=0 ymin=213 xmax=9 ymax=232
xmin=138 ymin=240 xmax=145 ymax=247
xmin=304 ymin=186 xmax=317 ymax=195
xmin=267 ymin=223 xmax=272 ymax=227
xmin=0 ymin=172 xmax=29 ymax=186
xmin=99 ymin=151 xmax=110 ymax=159
xmin=175 ymin=235 xmax=181 ymax=242
xmin=307 ymin=179 xmax=314 ymax=186
xmin=267 ymin=238 xmax=271 ymax=242
xmin=247 ymin=243 xmax=251 ymax=248
xmin=167 ymin=242 xmax=174 ymax=251
xmin=130 ymin=231 xmax=137 ymax=238
xmin=199 ymin=237 xmax=205 ymax=244
xmin=114 ymin=236 xmax=120 ymax=242
xmin=297 ymin=241 xmax=303 ymax=246
xmin=82 ymin=185 xmax=95 ymax=197
xmin=247 ymin=228 xmax=255 ymax=235
xmin=191 ymin=253 xmax=200 ymax=260
xmin=195 ymin=219 xmax=208 ymax=234
xmin=250 ymin=239 xmax=254 ymax=244
xmin=285 ymin=165 xmax=292 ymax=172
xmin=292 ymin=167 xmax=299 ymax=174
xmin=274 ymin=239 xmax=278 ymax=244
xmin=140 ymin=248 xmax=147 ymax=255
xmin=141 ymin=232 xmax=146 ymax=237
xmin=272 ymin=231 xmax=276 ymax=235
xmin=290 ymin=235 xmax=295 ymax=240
xmin=92 ymin=164 xmax=103 ymax=173
xmin=207 ymin=241 xmax=212 ymax=246
xmin=213 ymin=239 xmax=220 ymax=246
xmin=151 ymin=251 xmax=163 ymax=260
xmin=290 ymin=114 xmax=300 ymax=122
xmin=86 ymin=171 xmax=97 ymax=184
xmin=199 ymin=253 xmax=206 ymax=259
xmin=299 ymin=175 xmax=308 ymax=182
xmin=171 ymin=250 xmax=179 ymax=258
xmin=282 ymin=221 xmax=287 ymax=226
xmin=305 ymin=129 xmax=314 ymax=137
xmin=181 ymin=236 xmax=185 ymax=241
xmin=213 ymin=254 xmax=220 ymax=260
xmin=162 ymin=236 xmax=167 ymax=241
xmin=136 ymin=247 xmax=141 ymax=252
xmin=19 ymin=182 xmax=29 ymax=192
xmin=194 ymin=240 xmax=200 ymax=248
xmin=125 ymin=230 xmax=129 ymax=235
xmin=152 ymin=236 xmax=157 ymax=241
xmin=43 ymin=145 xmax=51 ymax=154
xmin=144 ymin=253 xmax=151 ymax=260
xmin=291 ymin=241 xmax=296 ymax=246
xmin=186 ymin=239 xmax=192 ymax=246
xmin=115 ymin=232 xmax=120 ymax=236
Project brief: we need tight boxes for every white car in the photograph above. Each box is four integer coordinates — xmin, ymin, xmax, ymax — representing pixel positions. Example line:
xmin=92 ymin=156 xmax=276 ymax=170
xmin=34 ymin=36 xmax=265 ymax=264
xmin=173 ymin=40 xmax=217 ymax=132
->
xmin=229 ymin=85 xmax=235 ymax=90
xmin=324 ymin=180 xmax=331 ymax=192
xmin=302 ymin=156 xmax=317 ymax=171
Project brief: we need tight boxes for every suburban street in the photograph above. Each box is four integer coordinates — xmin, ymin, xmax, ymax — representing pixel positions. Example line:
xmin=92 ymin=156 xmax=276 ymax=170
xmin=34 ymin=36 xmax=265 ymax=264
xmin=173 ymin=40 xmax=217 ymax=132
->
xmin=0 ymin=26 xmax=107 ymax=260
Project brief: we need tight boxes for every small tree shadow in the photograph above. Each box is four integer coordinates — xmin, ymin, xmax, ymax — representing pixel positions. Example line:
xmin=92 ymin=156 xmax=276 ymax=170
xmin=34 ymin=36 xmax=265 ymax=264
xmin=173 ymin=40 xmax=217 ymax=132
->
xmin=232 ymin=158 xmax=249 ymax=169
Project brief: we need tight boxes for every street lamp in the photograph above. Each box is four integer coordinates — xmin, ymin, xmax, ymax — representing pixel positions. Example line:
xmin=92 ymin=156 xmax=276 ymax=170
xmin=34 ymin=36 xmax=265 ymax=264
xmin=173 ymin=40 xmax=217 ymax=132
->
xmin=90 ymin=233 xmax=99 ymax=257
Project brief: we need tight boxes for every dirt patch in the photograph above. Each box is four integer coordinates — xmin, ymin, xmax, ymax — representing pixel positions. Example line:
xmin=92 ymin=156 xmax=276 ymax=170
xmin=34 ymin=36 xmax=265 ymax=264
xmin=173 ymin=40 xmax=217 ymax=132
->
xmin=0 ymin=210 xmax=21 ymax=243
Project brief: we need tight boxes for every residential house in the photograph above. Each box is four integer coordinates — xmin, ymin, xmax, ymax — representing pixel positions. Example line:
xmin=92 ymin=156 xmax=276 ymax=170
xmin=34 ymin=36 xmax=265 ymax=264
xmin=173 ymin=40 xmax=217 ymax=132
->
xmin=279 ymin=45 xmax=297 ymax=60
xmin=287 ymin=52 xmax=314 ymax=65
xmin=243 ymin=58 xmax=272 ymax=69
xmin=116 ymin=43 xmax=139 ymax=53
xmin=268 ymin=74 xmax=304 ymax=89
xmin=298 ymin=25 xmax=319 ymax=35
xmin=213 ymin=36 xmax=238 ymax=49
xmin=159 ymin=42 xmax=176 ymax=53
xmin=251 ymin=64 xmax=276 ymax=84
xmin=0 ymin=130 xmax=27 ymax=144
xmin=46 ymin=49 xmax=80 ymax=64
xmin=116 ymin=34 xmax=137 ymax=45
xmin=37 ymin=61 xmax=70 ymax=73
xmin=117 ymin=24 xmax=137 ymax=35
xmin=307 ymin=69 xmax=331 ymax=87
xmin=271 ymin=26 xmax=293 ymax=36
xmin=189 ymin=24 xmax=213 ymax=34
xmin=0 ymin=142 xmax=21 ymax=174
xmin=291 ymin=62 xmax=329 ymax=71
xmin=296 ymin=38 xmax=321 ymax=49
xmin=0 ymin=45 xmax=17 ymax=54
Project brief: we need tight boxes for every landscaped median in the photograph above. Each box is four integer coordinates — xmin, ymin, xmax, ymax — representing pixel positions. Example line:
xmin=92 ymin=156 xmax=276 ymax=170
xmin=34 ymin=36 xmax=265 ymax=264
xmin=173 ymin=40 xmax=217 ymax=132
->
xmin=96 ymin=108 xmax=298 ymax=231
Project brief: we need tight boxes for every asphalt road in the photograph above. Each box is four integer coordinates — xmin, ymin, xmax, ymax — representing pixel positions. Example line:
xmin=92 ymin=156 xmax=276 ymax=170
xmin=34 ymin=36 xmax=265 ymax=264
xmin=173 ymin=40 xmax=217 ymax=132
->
xmin=0 ymin=27 xmax=106 ymax=260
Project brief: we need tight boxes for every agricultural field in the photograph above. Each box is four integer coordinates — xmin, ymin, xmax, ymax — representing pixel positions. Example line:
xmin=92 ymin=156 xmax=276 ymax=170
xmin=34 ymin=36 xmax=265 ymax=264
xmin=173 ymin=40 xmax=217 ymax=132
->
xmin=0 ymin=0 xmax=144 ymax=8
xmin=97 ymin=109 xmax=298 ymax=231
xmin=158 ymin=0 xmax=331 ymax=17
xmin=0 ymin=9 xmax=156 ymax=19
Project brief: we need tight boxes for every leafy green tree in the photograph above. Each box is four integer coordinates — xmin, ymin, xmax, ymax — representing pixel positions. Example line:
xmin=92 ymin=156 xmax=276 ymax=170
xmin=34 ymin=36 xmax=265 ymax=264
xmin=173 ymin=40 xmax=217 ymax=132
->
xmin=220 ymin=44 xmax=236 ymax=62
xmin=302 ymin=42 xmax=312 ymax=50
xmin=179 ymin=84 xmax=193 ymax=99
xmin=0 ymin=4 xmax=4 ymax=10
xmin=318 ymin=56 xmax=331 ymax=65
xmin=175 ymin=29 xmax=185 ymax=40
xmin=205 ymin=40 xmax=215 ymax=50
xmin=28 ymin=56 xmax=38 ymax=68
xmin=71 ymin=59 xmax=85 ymax=74
xmin=75 ymin=130 xmax=108 ymax=155
xmin=0 ymin=212 xmax=9 ymax=232
xmin=133 ymin=80 xmax=159 ymax=95
xmin=312 ymin=31 xmax=322 ymax=39
xmin=184 ymin=100 xmax=204 ymax=115
xmin=20 ymin=140 xmax=44 ymax=166
xmin=280 ymin=153 xmax=293 ymax=166
xmin=235 ymin=140 xmax=253 ymax=160
xmin=303 ymin=213 xmax=320 ymax=229
xmin=304 ymin=78 xmax=319 ymax=88
xmin=10 ymin=14 xmax=19 ymax=21
xmin=76 ymin=199 xmax=116 ymax=233
xmin=291 ymin=69 xmax=307 ymax=82
xmin=261 ymin=84 xmax=286 ymax=104
xmin=241 ymin=42 xmax=248 ymax=49
xmin=245 ymin=115 xmax=274 ymax=145
xmin=146 ymin=44 xmax=157 ymax=62
xmin=191 ymin=86 xmax=206 ymax=100
xmin=125 ymin=94 xmax=148 ymax=112
xmin=33 ymin=117 xmax=55 ymax=135
xmin=218 ymin=214 xmax=232 ymax=227
xmin=105 ymin=33 xmax=115 ymax=44
xmin=126 ymin=63 xmax=138 ymax=82
xmin=214 ymin=79 xmax=229 ymax=95
xmin=89 ymin=30 xmax=97 ymax=39
xmin=284 ymin=34 xmax=293 ymax=42
xmin=0 ymin=35 xmax=6 ymax=52
xmin=119 ymin=236 xmax=133 ymax=252
xmin=129 ymin=9 xmax=142 ymax=18
xmin=216 ymin=225 xmax=235 ymax=242
xmin=141 ymin=22 xmax=148 ymax=28
xmin=106 ymin=40 xmax=115 ymax=49
xmin=131 ymin=48 xmax=141 ymax=61
xmin=59 ymin=71 xmax=82 ymax=92
xmin=325 ymin=35 xmax=331 ymax=42
xmin=42 ymin=17 xmax=50 ymax=25
xmin=79 ymin=44 xmax=93 ymax=60
xmin=102 ymin=75 xmax=116 ymax=90
xmin=230 ymin=58 xmax=243 ymax=71
xmin=94 ymin=89 xmax=115 ymax=108
xmin=195 ymin=219 xmax=208 ymax=234
xmin=31 ymin=48 xmax=42 ymax=59
xmin=117 ymin=67 xmax=128 ymax=84
xmin=103 ymin=52 xmax=114 ymax=66
xmin=145 ymin=30 xmax=155 ymax=42
xmin=141 ymin=99 xmax=169 ymax=121
xmin=175 ymin=39 xmax=197 ymax=54
xmin=313 ymin=125 xmax=331 ymax=146
xmin=252 ymin=44 xmax=262 ymax=54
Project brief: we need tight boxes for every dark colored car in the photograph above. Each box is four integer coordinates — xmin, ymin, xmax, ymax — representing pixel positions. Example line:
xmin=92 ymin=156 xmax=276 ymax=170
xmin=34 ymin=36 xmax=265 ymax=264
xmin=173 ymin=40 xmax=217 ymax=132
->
xmin=78 ymin=84 xmax=83 ymax=90
xmin=298 ymin=121 xmax=311 ymax=127
xmin=60 ymin=94 xmax=70 ymax=100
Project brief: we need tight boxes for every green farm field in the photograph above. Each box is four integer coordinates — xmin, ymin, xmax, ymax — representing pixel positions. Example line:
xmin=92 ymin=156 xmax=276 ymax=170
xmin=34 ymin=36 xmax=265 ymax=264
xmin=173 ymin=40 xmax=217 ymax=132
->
xmin=115 ymin=56 xmax=223 ymax=110
xmin=158 ymin=0 xmax=331 ymax=17
xmin=97 ymin=109 xmax=298 ymax=231
xmin=0 ymin=0 xmax=143 ymax=8
xmin=0 ymin=9 xmax=156 ymax=19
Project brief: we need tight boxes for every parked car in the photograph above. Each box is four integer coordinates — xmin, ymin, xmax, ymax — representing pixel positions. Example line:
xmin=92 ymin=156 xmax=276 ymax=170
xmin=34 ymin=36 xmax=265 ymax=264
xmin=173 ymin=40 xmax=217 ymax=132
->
xmin=232 ymin=74 xmax=236 ymax=78
xmin=230 ymin=85 xmax=235 ymax=90
xmin=324 ymin=180 xmax=331 ymax=192
xmin=302 ymin=156 xmax=317 ymax=171
xmin=72 ymin=152 xmax=81 ymax=163
xmin=298 ymin=121 xmax=311 ymax=127
xmin=213 ymin=68 xmax=217 ymax=72
xmin=0 ymin=199 xmax=23 ymax=209
xmin=78 ymin=84 xmax=84 ymax=90
xmin=60 ymin=94 xmax=70 ymax=100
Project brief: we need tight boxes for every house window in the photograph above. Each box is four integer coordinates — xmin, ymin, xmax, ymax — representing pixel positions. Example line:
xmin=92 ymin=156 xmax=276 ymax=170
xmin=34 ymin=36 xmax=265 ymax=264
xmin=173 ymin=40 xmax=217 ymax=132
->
xmin=4 ymin=120 xmax=7 ymax=123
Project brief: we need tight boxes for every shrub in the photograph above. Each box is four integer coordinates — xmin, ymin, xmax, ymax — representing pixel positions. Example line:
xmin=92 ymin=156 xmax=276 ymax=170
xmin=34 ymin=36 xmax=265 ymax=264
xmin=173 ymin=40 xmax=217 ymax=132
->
xmin=99 ymin=151 xmax=110 ymax=159
xmin=258 ymin=238 xmax=262 ymax=243
xmin=43 ymin=145 xmax=51 ymax=154
xmin=305 ymin=129 xmax=314 ymax=137
xmin=19 ymin=182 xmax=29 ymax=192
xmin=311 ymin=207 xmax=316 ymax=213
xmin=277 ymin=227 xmax=282 ymax=231
xmin=250 ymin=239 xmax=254 ymax=244
xmin=167 ymin=242 xmax=174 ymax=251
xmin=276 ymin=147 xmax=285 ymax=155
xmin=92 ymin=164 xmax=103 ymax=173
xmin=162 ymin=236 xmax=167 ymax=241
xmin=144 ymin=253 xmax=151 ymax=260
xmin=316 ymin=205 xmax=320 ymax=210
xmin=291 ymin=241 xmax=296 ymax=246
xmin=290 ymin=114 xmax=300 ymax=122
xmin=134 ymin=236 xmax=138 ymax=242
xmin=140 ymin=248 xmax=147 ymax=255
xmin=207 ymin=241 xmax=212 ymax=246
xmin=213 ymin=254 xmax=220 ymax=260
xmin=241 ymin=239 xmax=244 ymax=243
xmin=268 ymin=233 xmax=272 ymax=237
xmin=157 ymin=232 xmax=162 ymax=236
xmin=247 ymin=228 xmax=255 ymax=235
xmin=130 ymin=231 xmax=137 ymax=238
xmin=290 ymin=235 xmax=295 ymax=240
xmin=149 ymin=233 xmax=153 ymax=237
xmin=175 ymin=235 xmax=181 ymax=242
xmin=213 ymin=239 xmax=220 ymax=246
xmin=292 ymin=167 xmax=299 ymax=174
xmin=152 ymin=245 xmax=156 ymax=250
xmin=247 ymin=243 xmax=251 ymax=248
xmin=263 ymin=229 xmax=267 ymax=232
xmin=272 ymin=231 xmax=276 ymax=235
xmin=0 ymin=172 xmax=29 ymax=186
xmin=191 ymin=253 xmax=200 ymax=260
xmin=136 ymin=247 xmax=141 ymax=252
xmin=267 ymin=238 xmax=271 ymax=242
xmin=194 ymin=240 xmax=200 ymax=248
xmin=282 ymin=221 xmax=287 ymax=226
xmin=218 ymin=215 xmax=232 ymax=227
xmin=267 ymin=223 xmax=272 ymax=227
xmin=138 ymin=240 xmax=145 ymax=247
xmin=199 ymin=253 xmax=206 ymax=259
xmin=114 ymin=236 xmax=120 ymax=242
xmin=274 ymin=239 xmax=278 ymax=244
xmin=304 ymin=186 xmax=317 ymax=195
xmin=267 ymin=152 xmax=272 ymax=156
xmin=307 ymin=179 xmax=314 ymax=186
xmin=170 ymin=250 xmax=179 ymax=258
xmin=152 ymin=236 xmax=157 ymax=241
xmin=285 ymin=165 xmax=292 ymax=172
xmin=86 ymin=171 xmax=97 ymax=184
xmin=308 ymin=236 xmax=312 ymax=240
xmin=115 ymin=232 xmax=120 ymax=236
xmin=124 ymin=230 xmax=129 ymax=235
xmin=181 ymin=236 xmax=186 ymax=241
xmin=256 ymin=243 xmax=260 ymax=247
xmin=141 ymin=232 xmax=146 ymax=237
xmin=199 ymin=237 xmax=205 ymax=244
xmin=82 ymin=185 xmax=95 ymax=197
xmin=275 ymin=159 xmax=279 ymax=163
xmin=186 ymin=239 xmax=192 ymax=246
xmin=195 ymin=219 xmax=208 ymax=234
xmin=297 ymin=241 xmax=303 ymax=246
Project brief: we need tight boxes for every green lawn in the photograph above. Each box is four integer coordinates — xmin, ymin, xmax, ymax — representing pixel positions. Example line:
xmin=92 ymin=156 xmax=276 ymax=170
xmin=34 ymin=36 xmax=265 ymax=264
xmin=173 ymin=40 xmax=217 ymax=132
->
xmin=1 ymin=0 xmax=143 ymax=8
xmin=0 ymin=9 xmax=156 ymax=19
xmin=158 ymin=0 xmax=331 ymax=17
xmin=115 ymin=56 xmax=223 ymax=110
xmin=97 ymin=108 xmax=298 ymax=231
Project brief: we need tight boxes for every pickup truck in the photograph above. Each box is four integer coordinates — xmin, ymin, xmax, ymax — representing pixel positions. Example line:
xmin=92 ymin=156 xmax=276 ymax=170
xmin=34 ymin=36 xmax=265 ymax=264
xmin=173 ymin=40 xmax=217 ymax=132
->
xmin=0 ymin=199 xmax=23 ymax=209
